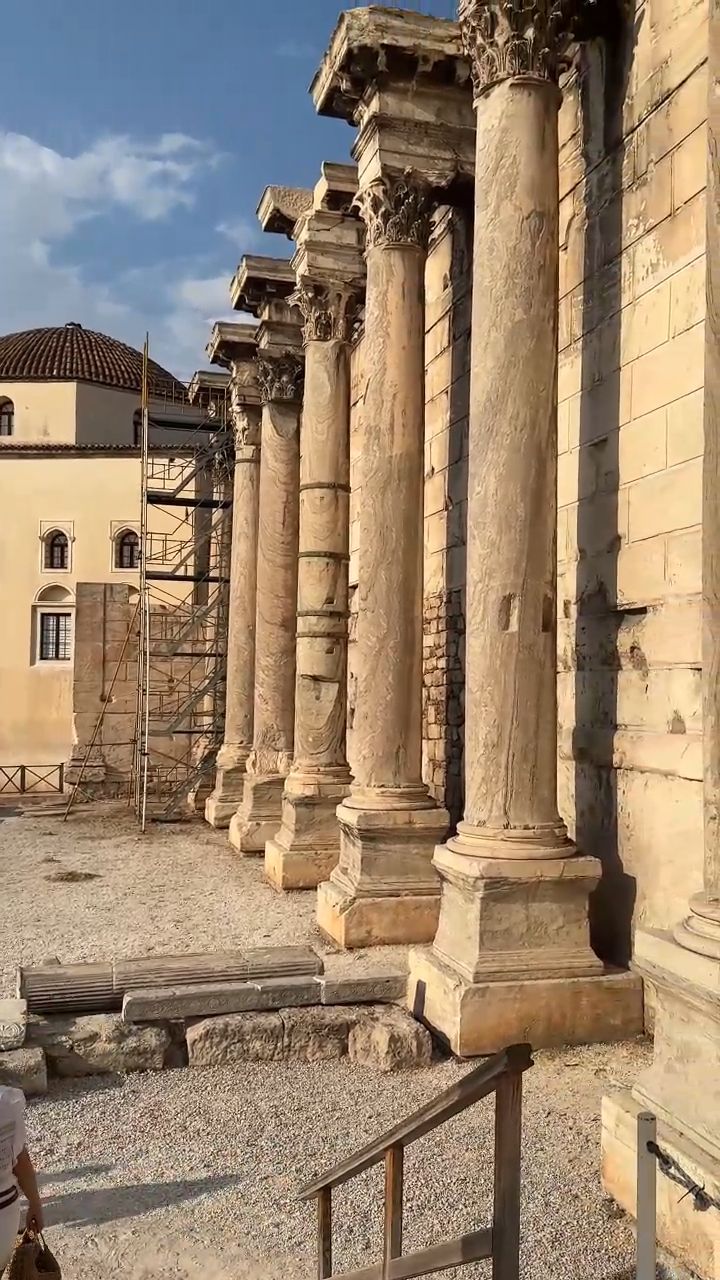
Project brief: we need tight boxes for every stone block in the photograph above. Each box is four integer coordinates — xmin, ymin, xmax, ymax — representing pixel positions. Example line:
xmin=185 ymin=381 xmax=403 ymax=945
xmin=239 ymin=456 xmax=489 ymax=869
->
xmin=666 ymin=526 xmax=702 ymax=595
xmin=602 ymin=1091 xmax=720 ymax=1280
xmin=618 ymin=409 xmax=667 ymax=484
xmin=672 ymin=123 xmax=707 ymax=210
xmin=633 ymin=193 xmax=704 ymax=302
xmin=0 ymin=999 xmax=27 ymax=1050
xmin=28 ymin=1013 xmax=170 ymax=1076
xmin=667 ymin=388 xmax=704 ymax=466
xmin=620 ymin=280 xmax=671 ymax=364
xmin=408 ymin=949 xmax=643 ymax=1058
xmin=348 ymin=1007 xmax=432 ymax=1072
xmin=0 ymin=1048 xmax=47 ymax=1096
xmin=281 ymin=1007 xmax=352 ymax=1062
xmin=320 ymin=974 xmax=407 ymax=1006
xmin=631 ymin=323 xmax=705 ymax=421
xmin=187 ymin=1012 xmax=284 ymax=1066
xmin=627 ymin=457 xmax=702 ymax=542
xmin=318 ymin=879 xmax=441 ymax=950
xmin=122 ymin=977 xmax=322 ymax=1022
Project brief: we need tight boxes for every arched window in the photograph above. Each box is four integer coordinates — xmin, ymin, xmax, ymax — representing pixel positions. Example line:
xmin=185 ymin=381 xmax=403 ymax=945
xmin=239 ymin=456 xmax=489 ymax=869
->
xmin=44 ymin=530 xmax=69 ymax=571
xmin=33 ymin=585 xmax=75 ymax=663
xmin=115 ymin=529 xmax=140 ymax=570
xmin=0 ymin=398 xmax=14 ymax=437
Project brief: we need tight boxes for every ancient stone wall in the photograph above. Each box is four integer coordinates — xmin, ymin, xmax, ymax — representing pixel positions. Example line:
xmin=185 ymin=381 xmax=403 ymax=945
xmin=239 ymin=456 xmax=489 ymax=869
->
xmin=67 ymin=583 xmax=139 ymax=792
xmin=556 ymin=0 xmax=707 ymax=965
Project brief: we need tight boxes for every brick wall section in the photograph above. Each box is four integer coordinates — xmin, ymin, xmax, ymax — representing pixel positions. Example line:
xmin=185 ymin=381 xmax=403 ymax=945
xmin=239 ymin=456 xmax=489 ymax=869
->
xmin=422 ymin=206 xmax=472 ymax=826
xmin=556 ymin=0 xmax=707 ymax=962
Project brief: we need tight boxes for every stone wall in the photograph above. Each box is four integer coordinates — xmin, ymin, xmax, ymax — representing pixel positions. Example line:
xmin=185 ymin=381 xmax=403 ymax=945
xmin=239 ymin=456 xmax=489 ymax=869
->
xmin=556 ymin=0 xmax=707 ymax=965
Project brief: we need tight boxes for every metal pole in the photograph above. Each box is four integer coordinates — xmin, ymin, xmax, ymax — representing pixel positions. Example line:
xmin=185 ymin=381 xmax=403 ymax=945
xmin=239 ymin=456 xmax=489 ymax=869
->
xmin=636 ymin=1111 xmax=657 ymax=1280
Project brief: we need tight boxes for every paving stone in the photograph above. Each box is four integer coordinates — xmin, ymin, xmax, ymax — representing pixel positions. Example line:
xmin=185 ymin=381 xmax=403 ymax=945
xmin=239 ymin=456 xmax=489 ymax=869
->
xmin=348 ymin=1006 xmax=433 ymax=1072
xmin=0 ymin=998 xmax=27 ymax=1050
xmin=27 ymin=1013 xmax=171 ymax=1077
xmin=0 ymin=1047 xmax=47 ymax=1095
xmin=319 ymin=974 xmax=407 ymax=1006
xmin=187 ymin=1013 xmax=284 ymax=1066
xmin=122 ymin=977 xmax=322 ymax=1023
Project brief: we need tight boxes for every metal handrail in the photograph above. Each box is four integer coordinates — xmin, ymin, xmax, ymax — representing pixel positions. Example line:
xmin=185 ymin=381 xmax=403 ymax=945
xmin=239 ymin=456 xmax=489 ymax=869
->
xmin=300 ymin=1042 xmax=533 ymax=1280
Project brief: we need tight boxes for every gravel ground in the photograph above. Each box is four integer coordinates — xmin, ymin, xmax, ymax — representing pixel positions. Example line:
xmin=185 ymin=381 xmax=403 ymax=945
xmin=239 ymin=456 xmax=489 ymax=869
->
xmin=1 ymin=800 xmax=650 ymax=1278
xmin=24 ymin=1041 xmax=649 ymax=1280
xmin=0 ymin=801 xmax=408 ymax=994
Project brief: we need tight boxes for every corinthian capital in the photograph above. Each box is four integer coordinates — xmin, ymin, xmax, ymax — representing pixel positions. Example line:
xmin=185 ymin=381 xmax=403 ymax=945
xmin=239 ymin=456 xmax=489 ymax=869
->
xmin=458 ymin=1 xmax=595 ymax=98
xmin=289 ymin=283 xmax=362 ymax=345
xmin=353 ymin=172 xmax=432 ymax=252
xmin=256 ymin=352 xmax=305 ymax=405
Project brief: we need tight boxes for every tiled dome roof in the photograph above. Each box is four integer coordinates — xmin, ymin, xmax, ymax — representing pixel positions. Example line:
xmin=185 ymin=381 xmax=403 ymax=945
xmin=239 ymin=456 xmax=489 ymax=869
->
xmin=0 ymin=323 xmax=186 ymax=396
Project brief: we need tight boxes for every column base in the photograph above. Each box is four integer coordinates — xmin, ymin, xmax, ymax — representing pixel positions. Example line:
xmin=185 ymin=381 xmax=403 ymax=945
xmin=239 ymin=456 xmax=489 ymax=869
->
xmin=601 ymin=926 xmax=720 ymax=1280
xmin=205 ymin=757 xmax=249 ymax=830
xmin=264 ymin=776 xmax=349 ymax=891
xmin=315 ymin=800 xmax=450 ymax=948
xmin=228 ymin=773 xmax=285 ymax=857
xmin=602 ymin=1091 xmax=720 ymax=1280
xmin=408 ymin=946 xmax=642 ymax=1056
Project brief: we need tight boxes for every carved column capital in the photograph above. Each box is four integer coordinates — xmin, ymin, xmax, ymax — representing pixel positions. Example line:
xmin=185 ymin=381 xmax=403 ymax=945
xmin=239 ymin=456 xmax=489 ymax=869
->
xmin=232 ymin=405 xmax=261 ymax=449
xmin=458 ymin=0 xmax=596 ymax=99
xmin=353 ymin=172 xmax=432 ymax=253
xmin=289 ymin=282 xmax=362 ymax=345
xmin=256 ymin=352 xmax=305 ymax=405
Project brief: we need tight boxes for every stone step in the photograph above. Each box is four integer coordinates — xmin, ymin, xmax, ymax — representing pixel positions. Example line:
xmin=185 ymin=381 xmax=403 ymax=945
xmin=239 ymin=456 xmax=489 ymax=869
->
xmin=122 ymin=971 xmax=407 ymax=1022
xmin=18 ymin=946 xmax=324 ymax=1014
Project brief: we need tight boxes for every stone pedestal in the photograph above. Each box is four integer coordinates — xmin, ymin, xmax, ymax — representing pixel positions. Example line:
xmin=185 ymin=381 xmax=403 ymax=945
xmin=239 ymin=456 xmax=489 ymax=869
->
xmin=314 ymin=174 xmax=449 ymax=946
xmin=266 ymin=263 xmax=362 ymax=890
xmin=407 ymin=3 xmax=643 ymax=1051
xmin=229 ymin=352 xmax=303 ymax=855
xmin=205 ymin=326 xmax=261 ymax=829
xmin=602 ymin=929 xmax=720 ymax=1280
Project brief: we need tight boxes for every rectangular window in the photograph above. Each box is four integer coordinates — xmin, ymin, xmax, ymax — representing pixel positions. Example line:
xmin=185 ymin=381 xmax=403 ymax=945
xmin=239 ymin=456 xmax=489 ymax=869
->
xmin=39 ymin=612 xmax=72 ymax=661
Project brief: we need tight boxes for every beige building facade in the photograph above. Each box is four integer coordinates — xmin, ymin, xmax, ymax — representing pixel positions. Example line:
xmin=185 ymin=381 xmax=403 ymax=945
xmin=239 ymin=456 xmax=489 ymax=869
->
xmin=0 ymin=323 xmax=188 ymax=767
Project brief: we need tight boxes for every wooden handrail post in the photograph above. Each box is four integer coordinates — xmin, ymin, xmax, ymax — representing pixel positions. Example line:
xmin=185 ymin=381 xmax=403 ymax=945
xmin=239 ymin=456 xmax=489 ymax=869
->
xmin=318 ymin=1187 xmax=333 ymax=1279
xmin=383 ymin=1144 xmax=404 ymax=1277
xmin=492 ymin=1072 xmax=523 ymax=1280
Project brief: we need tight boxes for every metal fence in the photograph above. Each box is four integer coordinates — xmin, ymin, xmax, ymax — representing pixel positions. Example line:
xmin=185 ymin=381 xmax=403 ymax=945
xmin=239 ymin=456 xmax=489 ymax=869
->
xmin=0 ymin=764 xmax=65 ymax=795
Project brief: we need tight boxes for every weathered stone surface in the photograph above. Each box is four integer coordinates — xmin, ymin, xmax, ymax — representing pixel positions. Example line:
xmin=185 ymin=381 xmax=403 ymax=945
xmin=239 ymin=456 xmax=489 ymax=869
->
xmin=348 ymin=1007 xmax=432 ymax=1072
xmin=320 ymin=974 xmax=407 ymax=1005
xmin=281 ymin=1007 xmax=352 ymax=1062
xmin=0 ymin=998 xmax=27 ymax=1050
xmin=28 ymin=1014 xmax=171 ymax=1076
xmin=187 ymin=1013 xmax=284 ymax=1066
xmin=0 ymin=1047 xmax=47 ymax=1096
xmin=123 ymin=977 xmax=322 ymax=1022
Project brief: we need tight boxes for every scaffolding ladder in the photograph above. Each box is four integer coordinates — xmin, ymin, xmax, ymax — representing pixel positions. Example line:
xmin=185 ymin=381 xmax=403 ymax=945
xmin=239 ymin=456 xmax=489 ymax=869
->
xmin=133 ymin=340 xmax=233 ymax=829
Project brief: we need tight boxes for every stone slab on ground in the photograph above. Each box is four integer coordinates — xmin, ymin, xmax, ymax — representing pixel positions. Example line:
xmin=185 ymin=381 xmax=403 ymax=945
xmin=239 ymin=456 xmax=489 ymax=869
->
xmin=0 ymin=997 xmax=27 ymax=1049
xmin=28 ymin=1013 xmax=171 ymax=1076
xmin=349 ymin=1006 xmax=432 ymax=1071
xmin=319 ymin=974 xmax=407 ymax=1005
xmin=0 ymin=1046 xmax=47 ymax=1095
xmin=123 ymin=977 xmax=323 ymax=1022
xmin=187 ymin=1005 xmax=431 ymax=1071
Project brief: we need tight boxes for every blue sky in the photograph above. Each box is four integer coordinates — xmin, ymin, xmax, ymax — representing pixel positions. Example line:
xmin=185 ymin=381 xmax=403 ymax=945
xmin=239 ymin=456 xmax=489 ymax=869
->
xmin=1 ymin=0 xmax=455 ymax=379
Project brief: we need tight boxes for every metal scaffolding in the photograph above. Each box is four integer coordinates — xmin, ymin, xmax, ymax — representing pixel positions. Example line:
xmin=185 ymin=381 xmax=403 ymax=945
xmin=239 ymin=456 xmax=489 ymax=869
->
xmin=133 ymin=341 xmax=233 ymax=828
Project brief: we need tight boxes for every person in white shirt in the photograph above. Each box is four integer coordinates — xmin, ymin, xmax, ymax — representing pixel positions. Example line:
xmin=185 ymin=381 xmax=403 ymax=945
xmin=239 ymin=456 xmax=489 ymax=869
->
xmin=0 ymin=1086 xmax=43 ymax=1271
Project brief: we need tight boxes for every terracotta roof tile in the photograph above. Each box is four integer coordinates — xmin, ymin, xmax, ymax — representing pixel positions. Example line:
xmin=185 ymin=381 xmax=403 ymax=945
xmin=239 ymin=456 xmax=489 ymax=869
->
xmin=0 ymin=323 xmax=186 ymax=396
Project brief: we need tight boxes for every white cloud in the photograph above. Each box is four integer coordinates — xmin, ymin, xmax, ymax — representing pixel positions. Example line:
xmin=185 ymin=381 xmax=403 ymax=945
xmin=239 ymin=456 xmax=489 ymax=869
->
xmin=0 ymin=128 xmax=239 ymax=379
xmin=216 ymin=217 xmax=264 ymax=250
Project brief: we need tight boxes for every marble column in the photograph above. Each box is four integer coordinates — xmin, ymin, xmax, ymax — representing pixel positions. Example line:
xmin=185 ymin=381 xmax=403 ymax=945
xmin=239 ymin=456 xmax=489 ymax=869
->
xmin=228 ymin=351 xmax=303 ymax=854
xmin=265 ymin=284 xmax=360 ymax=890
xmin=316 ymin=173 xmax=449 ymax=949
xmin=204 ymin=326 xmax=261 ymax=828
xmin=409 ymin=0 xmax=642 ymax=1053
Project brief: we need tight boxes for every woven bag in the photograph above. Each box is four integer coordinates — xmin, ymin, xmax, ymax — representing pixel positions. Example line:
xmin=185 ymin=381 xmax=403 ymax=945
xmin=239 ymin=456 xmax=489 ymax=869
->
xmin=6 ymin=1230 xmax=61 ymax=1280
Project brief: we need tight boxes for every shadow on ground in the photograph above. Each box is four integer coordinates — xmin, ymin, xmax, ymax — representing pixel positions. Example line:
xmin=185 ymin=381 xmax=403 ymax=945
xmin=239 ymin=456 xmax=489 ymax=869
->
xmin=44 ymin=1174 xmax=245 ymax=1229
